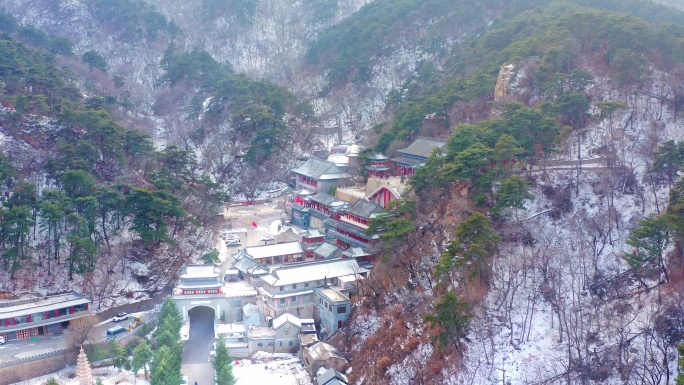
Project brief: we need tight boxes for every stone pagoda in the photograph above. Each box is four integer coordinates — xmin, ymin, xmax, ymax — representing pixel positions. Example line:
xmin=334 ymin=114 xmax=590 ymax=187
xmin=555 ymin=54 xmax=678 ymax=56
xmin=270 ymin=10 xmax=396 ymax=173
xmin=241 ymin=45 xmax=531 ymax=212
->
xmin=76 ymin=345 xmax=93 ymax=385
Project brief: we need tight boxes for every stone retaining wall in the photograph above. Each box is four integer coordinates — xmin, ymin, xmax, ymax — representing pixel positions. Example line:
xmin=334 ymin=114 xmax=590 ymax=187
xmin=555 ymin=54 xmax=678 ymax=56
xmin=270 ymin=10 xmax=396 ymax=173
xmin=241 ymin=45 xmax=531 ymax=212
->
xmin=0 ymin=349 xmax=78 ymax=385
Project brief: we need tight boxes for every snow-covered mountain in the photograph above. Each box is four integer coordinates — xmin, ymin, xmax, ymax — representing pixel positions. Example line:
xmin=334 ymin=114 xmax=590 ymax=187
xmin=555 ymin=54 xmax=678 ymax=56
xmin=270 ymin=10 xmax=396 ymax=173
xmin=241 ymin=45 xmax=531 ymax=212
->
xmin=4 ymin=1 xmax=684 ymax=384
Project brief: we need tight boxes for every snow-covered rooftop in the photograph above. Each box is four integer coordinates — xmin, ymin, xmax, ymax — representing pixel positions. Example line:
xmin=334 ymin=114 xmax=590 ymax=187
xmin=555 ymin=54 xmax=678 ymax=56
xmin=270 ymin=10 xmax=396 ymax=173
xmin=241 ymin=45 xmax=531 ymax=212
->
xmin=316 ymin=287 xmax=349 ymax=303
xmin=222 ymin=281 xmax=258 ymax=298
xmin=338 ymin=274 xmax=363 ymax=283
xmin=242 ymin=303 xmax=259 ymax=317
xmin=301 ymin=229 xmax=324 ymax=238
xmin=327 ymin=154 xmax=351 ymax=166
xmin=258 ymin=288 xmax=314 ymax=299
xmin=300 ymin=333 xmax=319 ymax=347
xmin=273 ymin=312 xmax=302 ymax=329
xmin=216 ymin=322 xmax=245 ymax=337
xmin=0 ymin=293 xmax=90 ymax=319
xmin=246 ymin=242 xmax=303 ymax=260
xmin=180 ymin=264 xmax=218 ymax=279
xmin=291 ymin=158 xmax=350 ymax=180
xmin=316 ymin=368 xmax=349 ymax=385
xmin=249 ymin=326 xmax=275 ymax=339
xmin=314 ymin=242 xmax=341 ymax=259
xmin=261 ymin=258 xmax=366 ymax=286
xmin=232 ymin=251 xmax=269 ymax=276
xmin=305 ymin=342 xmax=344 ymax=361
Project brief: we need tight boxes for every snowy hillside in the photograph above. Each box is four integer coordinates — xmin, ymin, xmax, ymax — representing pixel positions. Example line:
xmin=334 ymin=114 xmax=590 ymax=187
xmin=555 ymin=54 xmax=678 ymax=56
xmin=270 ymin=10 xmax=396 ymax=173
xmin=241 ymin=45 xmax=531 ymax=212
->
xmin=454 ymin=73 xmax=684 ymax=383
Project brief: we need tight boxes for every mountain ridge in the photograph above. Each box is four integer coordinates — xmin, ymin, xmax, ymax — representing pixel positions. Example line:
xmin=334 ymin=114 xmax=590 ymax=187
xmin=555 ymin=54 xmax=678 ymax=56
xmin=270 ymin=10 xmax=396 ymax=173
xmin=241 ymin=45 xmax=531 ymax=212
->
xmin=4 ymin=1 xmax=684 ymax=384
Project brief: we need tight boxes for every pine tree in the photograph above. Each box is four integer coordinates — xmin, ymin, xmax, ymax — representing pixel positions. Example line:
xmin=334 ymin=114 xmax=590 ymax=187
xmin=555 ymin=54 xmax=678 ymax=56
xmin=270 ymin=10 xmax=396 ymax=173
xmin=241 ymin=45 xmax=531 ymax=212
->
xmin=39 ymin=189 xmax=69 ymax=275
xmin=625 ymin=214 xmax=670 ymax=284
xmin=493 ymin=134 xmax=524 ymax=165
xmin=94 ymin=185 xmax=125 ymax=248
xmin=652 ymin=140 xmax=684 ymax=187
xmin=453 ymin=143 xmax=493 ymax=181
xmin=677 ymin=341 xmax=684 ymax=385
xmin=201 ymin=250 xmax=220 ymax=264
xmin=109 ymin=339 xmax=127 ymax=372
xmin=131 ymin=340 xmax=152 ymax=378
xmin=153 ymin=298 xmax=183 ymax=382
xmin=150 ymin=346 xmax=180 ymax=385
xmin=81 ymin=50 xmax=108 ymax=72
xmin=492 ymin=176 xmax=534 ymax=219
xmin=156 ymin=297 xmax=182 ymax=340
xmin=0 ymin=153 xmax=16 ymax=190
xmin=436 ymin=212 xmax=500 ymax=286
xmin=65 ymin=213 xmax=97 ymax=279
xmin=423 ymin=290 xmax=472 ymax=351
xmin=154 ymin=319 xmax=183 ymax=370
xmin=213 ymin=336 xmax=236 ymax=385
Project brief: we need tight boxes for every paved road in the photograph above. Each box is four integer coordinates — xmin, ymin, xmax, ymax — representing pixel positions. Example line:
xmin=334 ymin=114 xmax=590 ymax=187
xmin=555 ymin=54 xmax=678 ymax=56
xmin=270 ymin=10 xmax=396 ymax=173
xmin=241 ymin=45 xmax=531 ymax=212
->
xmin=87 ymin=310 xmax=157 ymax=343
xmin=0 ymin=334 xmax=68 ymax=364
xmin=182 ymin=307 xmax=215 ymax=385
xmin=0 ymin=310 xmax=156 ymax=364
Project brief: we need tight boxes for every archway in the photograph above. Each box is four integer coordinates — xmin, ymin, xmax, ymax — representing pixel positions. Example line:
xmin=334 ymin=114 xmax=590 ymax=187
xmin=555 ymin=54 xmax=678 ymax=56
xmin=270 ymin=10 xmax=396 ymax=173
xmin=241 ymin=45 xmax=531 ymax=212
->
xmin=188 ymin=306 xmax=215 ymax=340
xmin=182 ymin=306 xmax=216 ymax=383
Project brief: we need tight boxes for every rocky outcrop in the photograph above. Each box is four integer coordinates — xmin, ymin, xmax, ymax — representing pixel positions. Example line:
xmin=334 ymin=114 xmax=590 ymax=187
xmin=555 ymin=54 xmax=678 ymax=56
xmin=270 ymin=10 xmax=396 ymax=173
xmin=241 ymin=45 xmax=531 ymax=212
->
xmin=492 ymin=57 xmax=540 ymax=117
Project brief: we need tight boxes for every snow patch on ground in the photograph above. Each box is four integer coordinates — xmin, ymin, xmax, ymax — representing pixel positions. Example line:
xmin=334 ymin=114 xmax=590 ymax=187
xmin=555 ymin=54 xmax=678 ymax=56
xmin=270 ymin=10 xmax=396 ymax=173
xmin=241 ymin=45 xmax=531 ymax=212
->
xmin=386 ymin=343 xmax=434 ymax=385
xmin=234 ymin=353 xmax=312 ymax=385
xmin=13 ymin=366 xmax=147 ymax=385
xmin=457 ymin=70 xmax=684 ymax=384
xmin=350 ymin=309 xmax=382 ymax=349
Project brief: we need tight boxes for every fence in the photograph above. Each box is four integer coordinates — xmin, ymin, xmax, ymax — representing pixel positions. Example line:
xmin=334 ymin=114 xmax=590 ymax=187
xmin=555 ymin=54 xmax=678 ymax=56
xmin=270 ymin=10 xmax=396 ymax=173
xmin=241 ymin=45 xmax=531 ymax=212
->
xmin=227 ymin=199 xmax=270 ymax=206
xmin=0 ymin=349 xmax=69 ymax=369
xmin=93 ymin=317 xmax=157 ymax=345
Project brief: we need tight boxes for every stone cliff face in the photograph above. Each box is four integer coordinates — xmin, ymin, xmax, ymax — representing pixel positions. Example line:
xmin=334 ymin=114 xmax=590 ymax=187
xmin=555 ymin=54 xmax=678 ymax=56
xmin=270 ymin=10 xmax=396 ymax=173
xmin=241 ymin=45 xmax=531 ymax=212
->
xmin=7 ymin=2 xmax=684 ymax=384
xmin=146 ymin=0 xmax=372 ymax=82
xmin=3 ymin=0 xmax=164 ymax=112
xmin=491 ymin=57 xmax=540 ymax=117
xmin=2 ymin=0 xmax=489 ymax=148
xmin=2 ymin=0 xmax=382 ymax=192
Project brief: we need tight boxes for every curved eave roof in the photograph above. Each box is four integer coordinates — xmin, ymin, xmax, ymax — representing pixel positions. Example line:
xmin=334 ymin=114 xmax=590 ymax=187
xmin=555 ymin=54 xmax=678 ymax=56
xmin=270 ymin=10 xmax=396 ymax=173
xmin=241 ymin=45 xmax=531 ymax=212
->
xmin=318 ymin=173 xmax=351 ymax=180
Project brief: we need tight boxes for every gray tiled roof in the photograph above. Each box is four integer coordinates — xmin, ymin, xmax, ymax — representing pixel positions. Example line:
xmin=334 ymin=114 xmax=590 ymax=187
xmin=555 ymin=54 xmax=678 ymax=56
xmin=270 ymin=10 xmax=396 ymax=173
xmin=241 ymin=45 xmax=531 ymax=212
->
xmin=292 ymin=204 xmax=328 ymax=220
xmin=342 ymin=247 xmax=370 ymax=258
xmin=232 ymin=252 xmax=269 ymax=276
xmin=391 ymin=155 xmax=424 ymax=167
xmin=313 ymin=242 xmax=341 ymax=259
xmin=324 ymin=219 xmax=371 ymax=240
xmin=397 ymin=137 xmax=446 ymax=159
xmin=316 ymin=368 xmax=349 ymax=385
xmin=311 ymin=192 xmax=339 ymax=206
xmin=309 ymin=209 xmax=332 ymax=221
xmin=346 ymin=200 xmax=381 ymax=219
xmin=368 ymin=152 xmax=388 ymax=161
xmin=366 ymin=165 xmax=390 ymax=171
xmin=301 ymin=229 xmax=323 ymax=238
xmin=291 ymin=158 xmax=349 ymax=180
